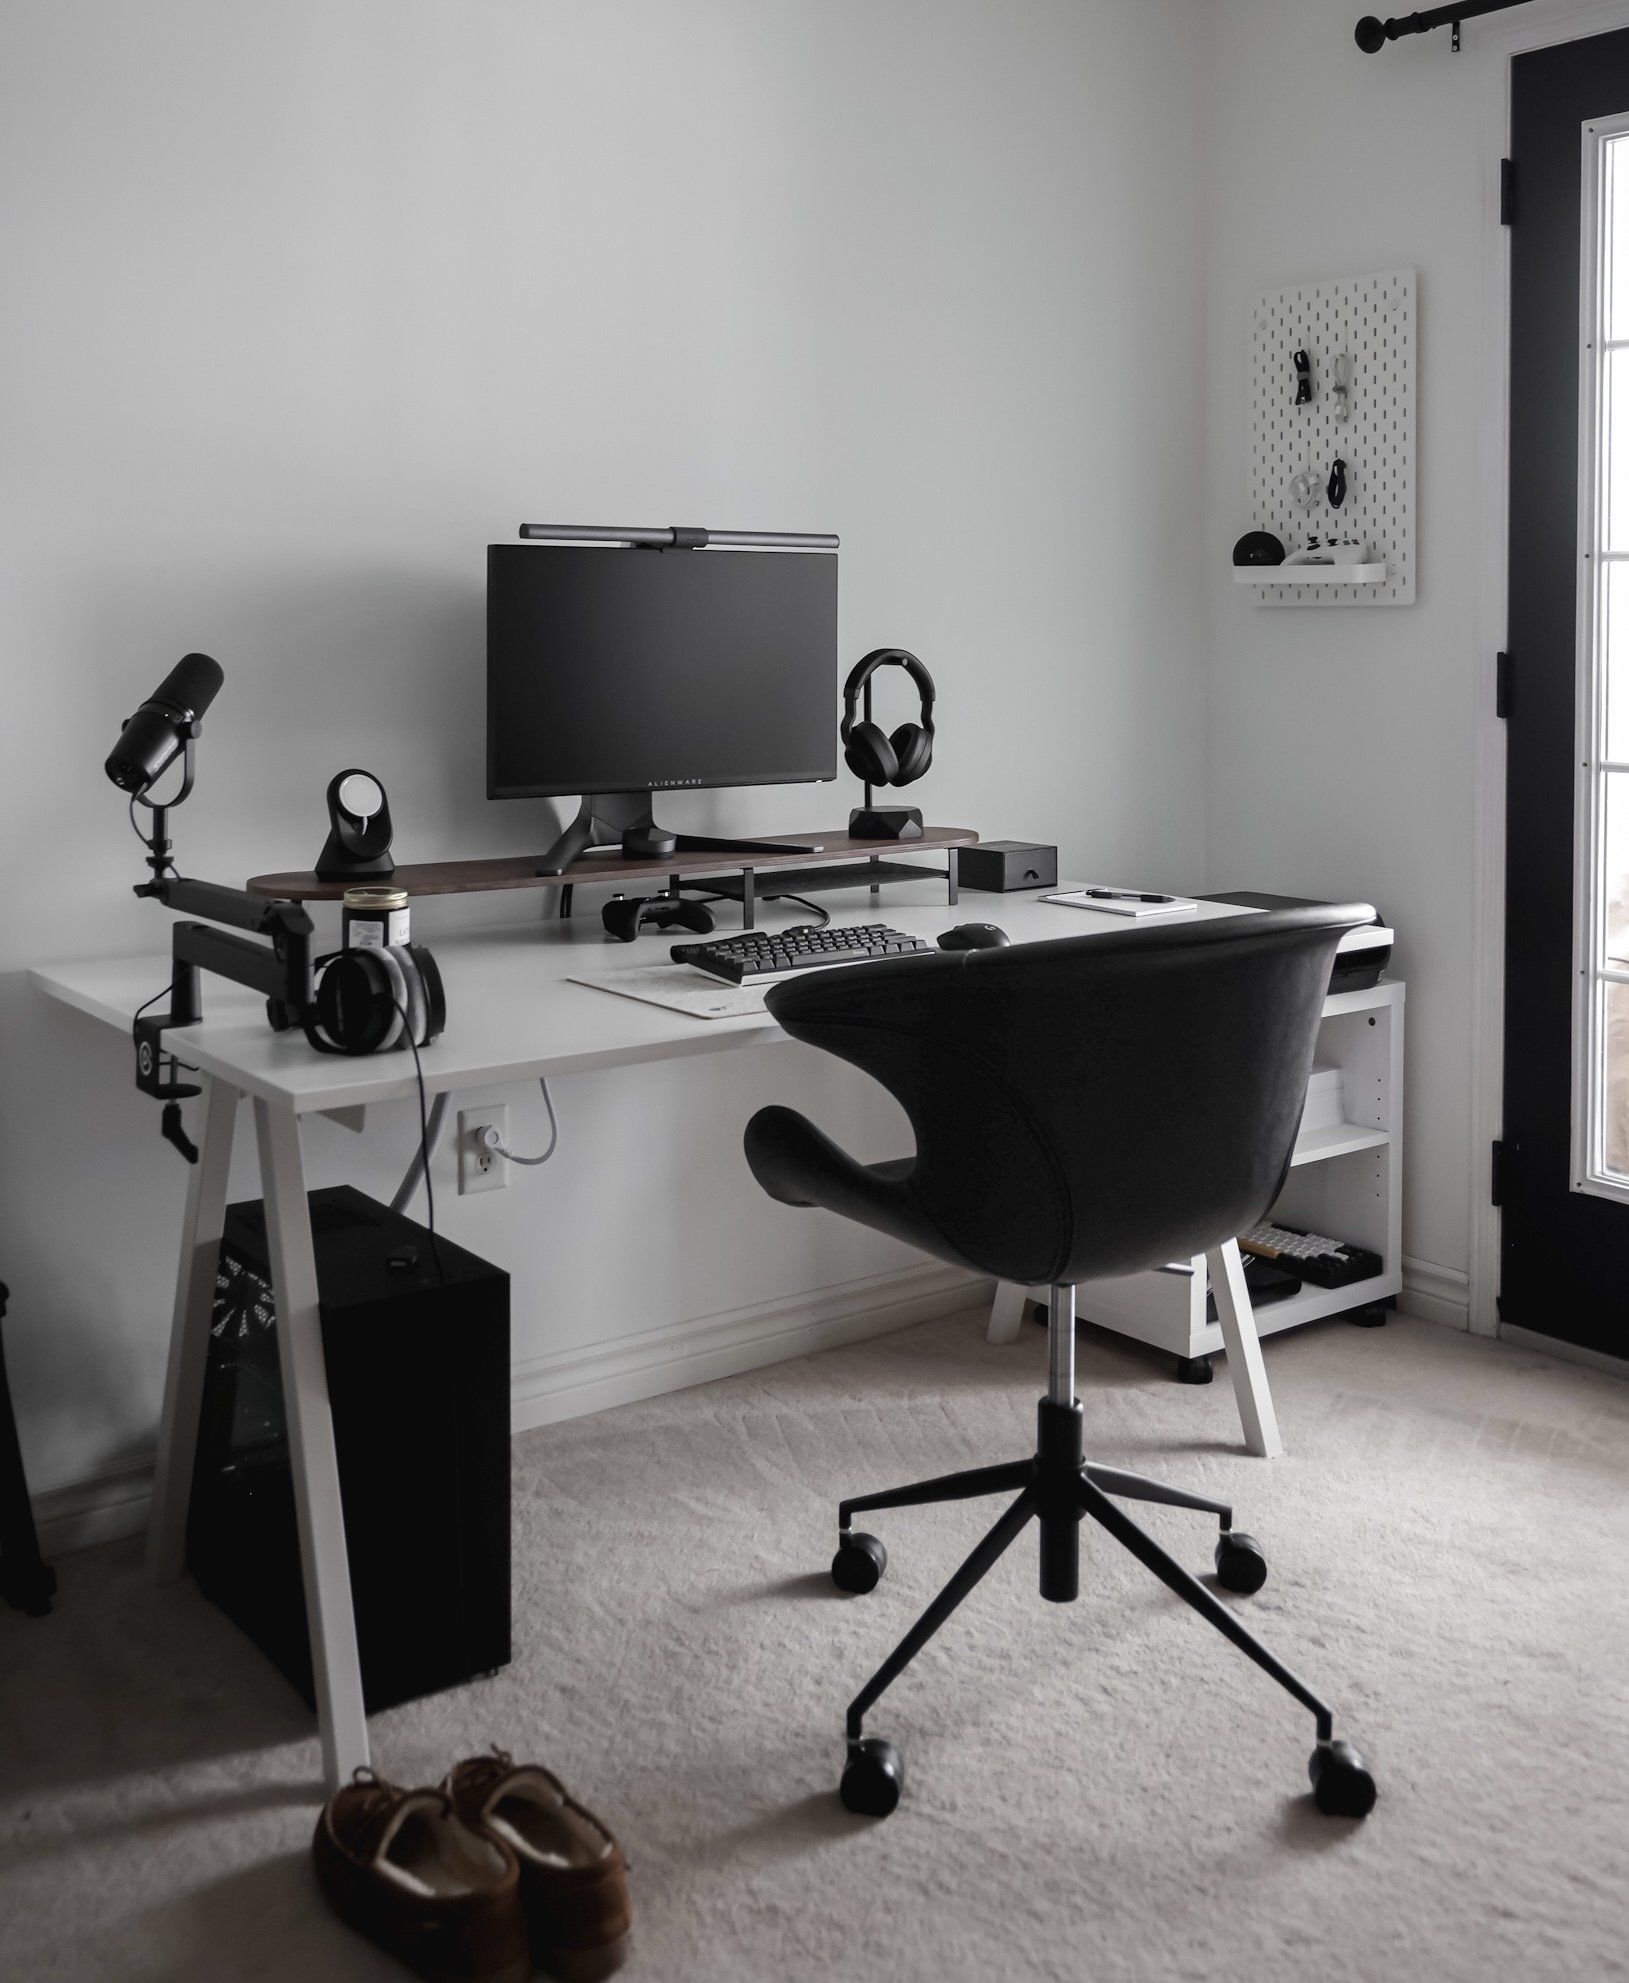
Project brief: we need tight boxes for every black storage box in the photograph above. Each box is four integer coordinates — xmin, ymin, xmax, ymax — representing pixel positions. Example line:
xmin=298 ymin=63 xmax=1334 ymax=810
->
xmin=188 ymin=1186 xmax=510 ymax=1713
xmin=958 ymin=841 xmax=1058 ymax=892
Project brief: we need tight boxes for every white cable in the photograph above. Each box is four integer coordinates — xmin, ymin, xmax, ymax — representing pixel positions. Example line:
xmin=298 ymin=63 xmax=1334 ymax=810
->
xmin=477 ymin=1079 xmax=560 ymax=1166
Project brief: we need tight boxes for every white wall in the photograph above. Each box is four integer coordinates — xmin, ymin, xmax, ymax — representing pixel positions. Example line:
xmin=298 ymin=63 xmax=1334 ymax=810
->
xmin=0 ymin=1 xmax=1212 ymax=1530
xmin=1200 ymin=0 xmax=1497 ymax=1299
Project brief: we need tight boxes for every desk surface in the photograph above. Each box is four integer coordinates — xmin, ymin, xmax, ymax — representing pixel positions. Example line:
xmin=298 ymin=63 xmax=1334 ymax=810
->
xmin=31 ymin=885 xmax=1249 ymax=1115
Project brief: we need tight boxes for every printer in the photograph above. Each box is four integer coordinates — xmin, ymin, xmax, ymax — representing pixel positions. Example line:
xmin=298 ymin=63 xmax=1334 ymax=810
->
xmin=1201 ymin=891 xmax=1393 ymax=993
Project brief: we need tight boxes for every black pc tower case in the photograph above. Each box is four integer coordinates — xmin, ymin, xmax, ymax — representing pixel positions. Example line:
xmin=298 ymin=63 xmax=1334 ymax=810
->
xmin=188 ymin=1186 xmax=510 ymax=1713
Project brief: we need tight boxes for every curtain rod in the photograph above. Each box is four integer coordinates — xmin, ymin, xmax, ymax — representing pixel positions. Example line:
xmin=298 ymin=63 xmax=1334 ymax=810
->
xmin=1355 ymin=2 xmax=1530 ymax=54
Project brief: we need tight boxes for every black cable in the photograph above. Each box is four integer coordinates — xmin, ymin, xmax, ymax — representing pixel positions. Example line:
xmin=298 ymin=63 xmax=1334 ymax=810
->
xmin=128 ymin=795 xmax=176 ymax=876
xmin=682 ymin=884 xmax=830 ymax=928
xmin=390 ymin=997 xmax=447 ymax=1285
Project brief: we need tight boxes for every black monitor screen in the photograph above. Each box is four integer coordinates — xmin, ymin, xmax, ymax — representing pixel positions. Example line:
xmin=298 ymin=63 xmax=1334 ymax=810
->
xmin=487 ymin=545 xmax=837 ymax=799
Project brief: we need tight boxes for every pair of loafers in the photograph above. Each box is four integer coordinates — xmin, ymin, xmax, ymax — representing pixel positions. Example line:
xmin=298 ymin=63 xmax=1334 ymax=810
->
xmin=313 ymin=1752 xmax=631 ymax=1983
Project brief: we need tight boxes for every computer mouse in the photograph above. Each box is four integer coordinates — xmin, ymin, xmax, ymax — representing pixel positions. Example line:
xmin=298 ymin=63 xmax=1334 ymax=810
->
xmin=937 ymin=922 xmax=1010 ymax=952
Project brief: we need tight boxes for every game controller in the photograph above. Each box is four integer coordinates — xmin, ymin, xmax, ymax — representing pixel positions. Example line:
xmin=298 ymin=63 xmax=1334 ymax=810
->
xmin=601 ymin=894 xmax=718 ymax=943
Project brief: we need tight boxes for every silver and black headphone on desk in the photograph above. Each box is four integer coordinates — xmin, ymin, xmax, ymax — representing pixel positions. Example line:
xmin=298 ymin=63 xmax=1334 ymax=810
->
xmin=277 ymin=942 xmax=446 ymax=1057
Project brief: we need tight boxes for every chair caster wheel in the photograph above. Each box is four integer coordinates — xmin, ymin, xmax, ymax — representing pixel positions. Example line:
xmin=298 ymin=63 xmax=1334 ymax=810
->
xmin=1214 ymin=1531 xmax=1267 ymax=1594
xmin=1174 ymin=1355 xmax=1214 ymax=1385
xmin=1345 ymin=1301 xmax=1389 ymax=1327
xmin=840 ymin=1737 xmax=903 ymax=1817
xmin=1309 ymin=1738 xmax=1378 ymax=1818
xmin=1028 ymin=1301 xmax=1048 ymax=1327
xmin=831 ymin=1532 xmax=886 ymax=1594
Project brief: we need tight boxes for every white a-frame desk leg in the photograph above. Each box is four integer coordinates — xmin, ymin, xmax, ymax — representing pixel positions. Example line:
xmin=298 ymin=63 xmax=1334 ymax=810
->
xmin=1205 ymin=1238 xmax=1282 ymax=1459
xmin=255 ymin=1097 xmax=369 ymax=1788
xmin=148 ymin=1076 xmax=239 ymax=1585
xmin=986 ymin=1281 xmax=1029 ymax=1345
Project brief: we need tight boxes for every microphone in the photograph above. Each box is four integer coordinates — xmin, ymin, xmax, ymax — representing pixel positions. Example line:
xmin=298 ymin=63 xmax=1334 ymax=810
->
xmin=104 ymin=653 xmax=224 ymax=794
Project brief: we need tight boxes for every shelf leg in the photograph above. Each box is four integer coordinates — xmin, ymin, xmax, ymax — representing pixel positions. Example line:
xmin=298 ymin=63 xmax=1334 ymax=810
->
xmin=1206 ymin=1238 xmax=1282 ymax=1459
xmin=987 ymin=1280 xmax=1029 ymax=1346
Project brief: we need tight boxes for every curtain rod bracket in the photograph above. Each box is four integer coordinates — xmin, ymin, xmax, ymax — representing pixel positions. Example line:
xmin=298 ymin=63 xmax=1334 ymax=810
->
xmin=1356 ymin=3 xmax=1525 ymax=56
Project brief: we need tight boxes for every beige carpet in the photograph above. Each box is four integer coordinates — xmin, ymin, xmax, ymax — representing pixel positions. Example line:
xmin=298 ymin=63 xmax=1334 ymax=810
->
xmin=3 ymin=1309 xmax=1628 ymax=1983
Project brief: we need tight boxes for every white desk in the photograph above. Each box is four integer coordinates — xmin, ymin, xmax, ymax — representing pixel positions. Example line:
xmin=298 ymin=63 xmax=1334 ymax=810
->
xmin=30 ymin=886 xmax=1269 ymax=1789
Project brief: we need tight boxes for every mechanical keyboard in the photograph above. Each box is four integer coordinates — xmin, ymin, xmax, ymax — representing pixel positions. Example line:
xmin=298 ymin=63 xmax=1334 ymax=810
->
xmin=670 ymin=922 xmax=933 ymax=984
xmin=1238 ymin=1221 xmax=1383 ymax=1290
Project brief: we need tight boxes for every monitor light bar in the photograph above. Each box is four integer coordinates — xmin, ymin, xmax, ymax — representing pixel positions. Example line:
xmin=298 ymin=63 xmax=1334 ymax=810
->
xmin=518 ymin=523 xmax=838 ymax=551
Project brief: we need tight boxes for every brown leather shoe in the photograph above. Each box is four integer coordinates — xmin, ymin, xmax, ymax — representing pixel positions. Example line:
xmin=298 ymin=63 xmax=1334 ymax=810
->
xmin=313 ymin=1767 xmax=532 ymax=1983
xmin=445 ymin=1751 xmax=631 ymax=1982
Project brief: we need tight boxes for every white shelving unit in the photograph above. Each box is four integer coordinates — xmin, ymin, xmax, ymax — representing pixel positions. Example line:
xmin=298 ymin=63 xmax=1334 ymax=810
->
xmin=993 ymin=979 xmax=1404 ymax=1373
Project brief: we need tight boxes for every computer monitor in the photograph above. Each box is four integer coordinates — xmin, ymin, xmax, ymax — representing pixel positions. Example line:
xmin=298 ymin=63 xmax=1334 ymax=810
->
xmin=487 ymin=543 xmax=838 ymax=872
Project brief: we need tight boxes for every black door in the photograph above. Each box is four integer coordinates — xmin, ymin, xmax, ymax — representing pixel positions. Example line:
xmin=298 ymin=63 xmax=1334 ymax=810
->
xmin=1504 ymin=30 xmax=1629 ymax=1351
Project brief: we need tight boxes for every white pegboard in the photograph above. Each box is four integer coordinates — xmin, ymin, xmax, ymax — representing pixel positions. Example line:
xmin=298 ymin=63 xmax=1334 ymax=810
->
xmin=1246 ymin=267 xmax=1415 ymax=606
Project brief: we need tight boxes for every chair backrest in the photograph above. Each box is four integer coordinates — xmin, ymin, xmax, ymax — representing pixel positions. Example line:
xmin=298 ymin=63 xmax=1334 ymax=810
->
xmin=763 ymin=905 xmax=1374 ymax=1287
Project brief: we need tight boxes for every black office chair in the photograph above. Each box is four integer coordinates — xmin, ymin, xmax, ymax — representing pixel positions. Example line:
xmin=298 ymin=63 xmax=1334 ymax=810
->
xmin=744 ymin=905 xmax=1379 ymax=1821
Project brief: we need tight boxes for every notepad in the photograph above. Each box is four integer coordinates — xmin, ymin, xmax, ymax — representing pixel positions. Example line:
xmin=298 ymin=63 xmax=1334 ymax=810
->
xmin=1041 ymin=886 xmax=1199 ymax=918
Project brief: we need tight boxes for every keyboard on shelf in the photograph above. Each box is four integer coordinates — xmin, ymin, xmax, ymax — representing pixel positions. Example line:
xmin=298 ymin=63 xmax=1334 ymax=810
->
xmin=670 ymin=922 xmax=933 ymax=984
xmin=1238 ymin=1221 xmax=1383 ymax=1290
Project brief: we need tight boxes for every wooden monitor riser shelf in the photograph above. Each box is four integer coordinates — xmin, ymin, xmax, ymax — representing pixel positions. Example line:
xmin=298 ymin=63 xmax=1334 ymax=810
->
xmin=248 ymin=825 xmax=979 ymax=903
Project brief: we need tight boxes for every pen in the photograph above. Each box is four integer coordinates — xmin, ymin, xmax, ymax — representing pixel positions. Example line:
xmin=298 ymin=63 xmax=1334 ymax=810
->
xmin=1082 ymin=888 xmax=1174 ymax=903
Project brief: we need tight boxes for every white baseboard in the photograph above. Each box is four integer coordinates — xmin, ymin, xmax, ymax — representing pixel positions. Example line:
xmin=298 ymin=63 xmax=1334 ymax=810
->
xmin=28 ymin=1261 xmax=988 ymax=1558
xmin=32 ymin=1458 xmax=156 ymax=1556
xmin=1398 ymin=1255 xmax=1472 ymax=1332
xmin=508 ymin=1261 xmax=987 ymax=1432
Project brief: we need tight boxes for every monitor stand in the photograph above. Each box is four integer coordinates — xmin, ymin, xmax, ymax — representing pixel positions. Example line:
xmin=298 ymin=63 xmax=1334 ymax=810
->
xmin=535 ymin=792 xmax=825 ymax=875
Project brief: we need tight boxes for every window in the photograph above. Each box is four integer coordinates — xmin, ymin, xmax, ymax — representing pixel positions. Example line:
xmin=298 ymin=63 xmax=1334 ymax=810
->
xmin=1575 ymin=118 xmax=1629 ymax=1194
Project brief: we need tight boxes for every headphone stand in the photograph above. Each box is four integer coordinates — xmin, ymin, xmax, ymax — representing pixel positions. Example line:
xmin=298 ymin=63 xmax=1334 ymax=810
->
xmin=847 ymin=679 xmax=925 ymax=841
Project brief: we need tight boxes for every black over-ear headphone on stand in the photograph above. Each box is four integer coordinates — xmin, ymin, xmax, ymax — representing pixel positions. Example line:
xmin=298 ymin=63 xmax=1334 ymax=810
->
xmin=841 ymin=648 xmax=936 ymax=842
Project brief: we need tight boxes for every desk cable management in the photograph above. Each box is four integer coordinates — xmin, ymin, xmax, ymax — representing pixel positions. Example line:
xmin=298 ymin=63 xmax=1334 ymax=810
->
xmin=389 ymin=878 xmax=829 ymax=1214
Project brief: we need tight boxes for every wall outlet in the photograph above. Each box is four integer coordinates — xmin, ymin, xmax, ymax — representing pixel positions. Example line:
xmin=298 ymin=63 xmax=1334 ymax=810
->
xmin=457 ymin=1105 xmax=508 ymax=1195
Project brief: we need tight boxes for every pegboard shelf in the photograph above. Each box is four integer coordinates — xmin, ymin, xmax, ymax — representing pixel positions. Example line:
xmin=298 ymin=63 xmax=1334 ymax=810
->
xmin=1245 ymin=267 xmax=1416 ymax=607
xmin=1234 ymin=561 xmax=1387 ymax=585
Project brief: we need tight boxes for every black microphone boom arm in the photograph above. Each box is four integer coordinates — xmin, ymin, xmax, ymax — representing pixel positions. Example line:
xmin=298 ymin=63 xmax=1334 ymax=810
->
xmin=106 ymin=652 xmax=314 ymax=1161
xmin=131 ymin=873 xmax=314 ymax=1162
